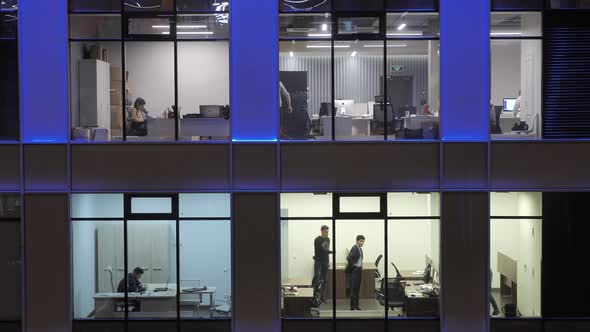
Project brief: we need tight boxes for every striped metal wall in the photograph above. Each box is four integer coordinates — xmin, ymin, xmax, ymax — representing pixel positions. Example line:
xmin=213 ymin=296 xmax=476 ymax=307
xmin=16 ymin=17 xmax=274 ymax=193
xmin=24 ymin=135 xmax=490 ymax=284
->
xmin=543 ymin=12 xmax=590 ymax=138
xmin=279 ymin=55 xmax=429 ymax=115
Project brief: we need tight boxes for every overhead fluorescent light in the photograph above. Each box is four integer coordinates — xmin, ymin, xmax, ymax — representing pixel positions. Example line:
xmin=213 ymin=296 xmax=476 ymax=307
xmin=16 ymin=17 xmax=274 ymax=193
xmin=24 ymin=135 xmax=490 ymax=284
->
xmin=490 ymin=32 xmax=523 ymax=36
xmin=161 ymin=31 xmax=214 ymax=35
xmin=306 ymin=45 xmax=350 ymax=48
xmin=363 ymin=44 xmax=407 ymax=48
xmin=397 ymin=23 xmax=407 ymax=31
xmin=351 ymin=51 xmax=357 ymax=57
xmin=153 ymin=25 xmax=207 ymax=29
xmin=387 ymin=32 xmax=423 ymax=36
xmin=308 ymin=33 xmax=331 ymax=37
xmin=289 ymin=51 xmax=294 ymax=57
xmin=321 ymin=23 xmax=328 ymax=31
xmin=152 ymin=25 xmax=170 ymax=29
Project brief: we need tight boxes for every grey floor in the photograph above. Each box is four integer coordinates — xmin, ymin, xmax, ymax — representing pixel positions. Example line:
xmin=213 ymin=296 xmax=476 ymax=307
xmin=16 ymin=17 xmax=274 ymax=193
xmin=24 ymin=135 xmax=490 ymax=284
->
xmin=316 ymin=299 xmax=405 ymax=318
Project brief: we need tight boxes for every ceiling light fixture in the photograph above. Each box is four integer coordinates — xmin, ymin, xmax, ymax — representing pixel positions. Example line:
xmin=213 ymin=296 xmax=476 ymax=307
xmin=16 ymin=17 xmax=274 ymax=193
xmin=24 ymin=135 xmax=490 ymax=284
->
xmin=490 ymin=32 xmax=523 ymax=36
xmin=387 ymin=32 xmax=423 ymax=36
xmin=397 ymin=23 xmax=407 ymax=31
xmin=351 ymin=51 xmax=357 ymax=57
xmin=363 ymin=44 xmax=408 ymax=48
xmin=321 ymin=23 xmax=328 ymax=31
xmin=290 ymin=51 xmax=294 ymax=57
xmin=306 ymin=45 xmax=350 ymax=49
xmin=308 ymin=33 xmax=331 ymax=37
xmin=153 ymin=25 xmax=207 ymax=29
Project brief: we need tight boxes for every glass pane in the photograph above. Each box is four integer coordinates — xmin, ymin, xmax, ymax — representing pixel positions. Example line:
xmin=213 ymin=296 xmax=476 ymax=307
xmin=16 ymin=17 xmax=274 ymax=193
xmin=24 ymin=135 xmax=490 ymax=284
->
xmin=70 ymin=41 xmax=124 ymax=142
xmin=180 ymin=219 xmax=231 ymax=319
xmin=128 ymin=17 xmax=172 ymax=36
xmin=72 ymin=194 xmax=125 ymax=218
xmin=279 ymin=40 xmax=331 ymax=140
xmin=176 ymin=14 xmax=229 ymax=39
xmin=339 ymin=196 xmax=381 ymax=213
xmin=131 ymin=197 xmax=172 ymax=214
xmin=280 ymin=193 xmax=333 ymax=218
xmin=124 ymin=0 xmax=174 ymax=11
xmin=337 ymin=16 xmax=381 ymax=36
xmin=490 ymin=39 xmax=542 ymax=139
xmin=0 ymin=221 xmax=20 ymax=321
xmin=385 ymin=40 xmax=439 ymax=140
xmin=125 ymin=41 xmax=175 ymax=141
xmin=333 ymin=0 xmax=383 ymax=11
xmin=386 ymin=0 xmax=437 ymax=11
xmin=334 ymin=40 xmax=383 ymax=141
xmin=493 ymin=0 xmax=544 ymax=10
xmin=0 ymin=12 xmax=17 ymax=38
xmin=279 ymin=13 xmax=332 ymax=39
xmin=334 ymin=220 xmax=384 ymax=318
xmin=179 ymin=194 xmax=230 ymax=218
xmin=387 ymin=192 xmax=439 ymax=217
xmin=281 ymin=219 xmax=333 ymax=318
xmin=178 ymin=0 xmax=230 ymax=12
xmin=0 ymin=40 xmax=19 ymax=141
xmin=127 ymin=220 xmax=177 ymax=319
xmin=177 ymin=42 xmax=229 ymax=141
xmin=490 ymin=192 xmax=542 ymax=217
xmin=491 ymin=12 xmax=542 ymax=38
xmin=386 ymin=13 xmax=439 ymax=38
xmin=549 ymin=0 xmax=590 ymax=8
xmin=490 ymin=218 xmax=542 ymax=317
xmin=73 ymin=220 xmax=124 ymax=319
xmin=280 ymin=0 xmax=331 ymax=12
xmin=0 ymin=194 xmax=20 ymax=218
xmin=387 ymin=219 xmax=440 ymax=318
xmin=69 ymin=14 xmax=121 ymax=39
xmin=70 ymin=0 xmax=121 ymax=12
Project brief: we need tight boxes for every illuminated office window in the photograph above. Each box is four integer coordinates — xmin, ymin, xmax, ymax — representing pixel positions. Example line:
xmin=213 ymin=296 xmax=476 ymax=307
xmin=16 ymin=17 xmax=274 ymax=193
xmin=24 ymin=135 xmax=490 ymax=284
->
xmin=278 ymin=2 xmax=439 ymax=141
xmin=68 ymin=0 xmax=230 ymax=142
xmin=0 ymin=194 xmax=21 ymax=325
xmin=0 ymin=1 xmax=19 ymax=141
xmin=490 ymin=12 xmax=542 ymax=140
xmin=71 ymin=193 xmax=231 ymax=322
xmin=280 ymin=192 xmax=440 ymax=321
xmin=490 ymin=192 xmax=542 ymax=318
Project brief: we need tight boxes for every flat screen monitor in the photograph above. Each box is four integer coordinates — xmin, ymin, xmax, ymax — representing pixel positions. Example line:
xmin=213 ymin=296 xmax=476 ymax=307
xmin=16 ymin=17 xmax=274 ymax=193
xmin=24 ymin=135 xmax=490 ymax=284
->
xmin=199 ymin=105 xmax=223 ymax=118
xmin=334 ymin=99 xmax=354 ymax=116
xmin=503 ymin=98 xmax=516 ymax=112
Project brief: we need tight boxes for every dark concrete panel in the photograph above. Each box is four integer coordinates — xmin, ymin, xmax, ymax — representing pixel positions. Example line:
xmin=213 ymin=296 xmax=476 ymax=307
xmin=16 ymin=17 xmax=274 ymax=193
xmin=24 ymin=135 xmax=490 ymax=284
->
xmin=233 ymin=143 xmax=277 ymax=190
xmin=0 ymin=222 xmax=21 ymax=320
xmin=388 ymin=319 xmax=440 ymax=332
xmin=491 ymin=142 xmax=590 ymax=189
xmin=127 ymin=321 xmax=177 ymax=332
xmin=0 ymin=321 xmax=20 ymax=332
xmin=490 ymin=319 xmax=543 ymax=332
xmin=443 ymin=143 xmax=488 ymax=189
xmin=441 ymin=192 xmax=489 ymax=332
xmin=181 ymin=319 xmax=231 ymax=332
xmin=282 ymin=319 xmax=332 ymax=332
xmin=544 ymin=320 xmax=590 ymax=332
xmin=24 ymin=194 xmax=70 ymax=331
xmin=24 ymin=144 xmax=68 ymax=191
xmin=233 ymin=193 xmax=279 ymax=332
xmin=72 ymin=320 xmax=125 ymax=332
xmin=0 ymin=145 xmax=20 ymax=190
xmin=336 ymin=319 xmax=386 ymax=332
xmin=281 ymin=143 xmax=439 ymax=190
xmin=71 ymin=144 xmax=230 ymax=191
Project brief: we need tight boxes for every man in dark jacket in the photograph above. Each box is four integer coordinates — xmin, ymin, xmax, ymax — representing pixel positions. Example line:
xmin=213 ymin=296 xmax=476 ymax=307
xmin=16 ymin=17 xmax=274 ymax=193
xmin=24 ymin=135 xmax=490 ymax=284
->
xmin=346 ymin=235 xmax=365 ymax=310
xmin=117 ymin=267 xmax=146 ymax=293
xmin=313 ymin=225 xmax=332 ymax=303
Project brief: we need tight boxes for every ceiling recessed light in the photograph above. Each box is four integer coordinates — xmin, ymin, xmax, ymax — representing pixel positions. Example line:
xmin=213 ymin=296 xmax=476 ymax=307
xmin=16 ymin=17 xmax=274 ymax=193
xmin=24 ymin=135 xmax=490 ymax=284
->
xmin=397 ymin=23 xmax=407 ymax=31
xmin=289 ymin=51 xmax=294 ymax=57
xmin=490 ymin=32 xmax=523 ymax=36
xmin=306 ymin=45 xmax=350 ymax=49
xmin=387 ymin=32 xmax=423 ymax=36
xmin=321 ymin=23 xmax=328 ymax=31
xmin=351 ymin=51 xmax=357 ymax=57
xmin=308 ymin=33 xmax=331 ymax=37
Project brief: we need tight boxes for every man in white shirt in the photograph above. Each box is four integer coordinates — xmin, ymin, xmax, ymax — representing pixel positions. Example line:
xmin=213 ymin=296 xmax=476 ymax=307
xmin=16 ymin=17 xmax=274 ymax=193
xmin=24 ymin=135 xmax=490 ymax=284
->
xmin=513 ymin=90 xmax=522 ymax=118
xmin=346 ymin=235 xmax=365 ymax=310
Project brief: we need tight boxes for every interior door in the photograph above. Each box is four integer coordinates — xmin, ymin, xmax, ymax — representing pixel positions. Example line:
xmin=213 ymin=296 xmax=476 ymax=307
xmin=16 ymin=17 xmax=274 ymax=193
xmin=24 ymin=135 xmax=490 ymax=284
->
xmin=386 ymin=76 xmax=414 ymax=110
xmin=518 ymin=220 xmax=535 ymax=316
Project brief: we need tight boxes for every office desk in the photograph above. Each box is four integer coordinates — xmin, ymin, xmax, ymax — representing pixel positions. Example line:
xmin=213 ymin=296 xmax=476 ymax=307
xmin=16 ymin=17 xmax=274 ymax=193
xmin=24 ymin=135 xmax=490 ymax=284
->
xmin=145 ymin=118 xmax=229 ymax=140
xmin=499 ymin=116 xmax=520 ymax=133
xmin=327 ymin=263 xmax=377 ymax=299
xmin=399 ymin=270 xmax=427 ymax=281
xmin=403 ymin=116 xmax=438 ymax=130
xmin=282 ymin=287 xmax=314 ymax=318
xmin=94 ymin=283 xmax=217 ymax=318
xmin=404 ymin=283 xmax=439 ymax=317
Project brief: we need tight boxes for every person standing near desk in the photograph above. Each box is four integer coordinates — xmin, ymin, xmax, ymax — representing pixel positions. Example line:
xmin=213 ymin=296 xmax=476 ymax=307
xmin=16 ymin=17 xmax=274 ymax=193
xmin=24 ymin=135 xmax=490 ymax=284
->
xmin=117 ymin=267 xmax=147 ymax=293
xmin=129 ymin=97 xmax=149 ymax=137
xmin=346 ymin=235 xmax=365 ymax=310
xmin=513 ymin=90 xmax=522 ymax=118
xmin=313 ymin=225 xmax=332 ymax=303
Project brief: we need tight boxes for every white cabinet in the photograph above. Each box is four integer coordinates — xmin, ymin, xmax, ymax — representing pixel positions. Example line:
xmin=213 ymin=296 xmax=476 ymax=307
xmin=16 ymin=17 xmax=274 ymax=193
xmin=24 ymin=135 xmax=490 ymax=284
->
xmin=79 ymin=59 xmax=111 ymax=137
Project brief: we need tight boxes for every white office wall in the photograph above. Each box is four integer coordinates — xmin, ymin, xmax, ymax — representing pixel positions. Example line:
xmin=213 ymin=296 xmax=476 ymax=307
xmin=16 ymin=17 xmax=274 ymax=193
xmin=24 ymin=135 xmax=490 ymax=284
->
xmin=72 ymin=221 xmax=97 ymax=318
xmin=521 ymin=39 xmax=543 ymax=135
xmin=179 ymin=220 xmax=231 ymax=306
xmin=490 ymin=192 xmax=541 ymax=216
xmin=280 ymin=193 xmax=333 ymax=218
xmin=388 ymin=219 xmax=435 ymax=272
xmin=491 ymin=40 xmax=521 ymax=106
xmin=388 ymin=192 xmax=439 ymax=216
xmin=428 ymin=40 xmax=441 ymax=113
xmin=71 ymin=193 xmax=124 ymax=218
xmin=490 ymin=219 xmax=520 ymax=288
xmin=179 ymin=193 xmax=231 ymax=218
xmin=178 ymin=42 xmax=229 ymax=117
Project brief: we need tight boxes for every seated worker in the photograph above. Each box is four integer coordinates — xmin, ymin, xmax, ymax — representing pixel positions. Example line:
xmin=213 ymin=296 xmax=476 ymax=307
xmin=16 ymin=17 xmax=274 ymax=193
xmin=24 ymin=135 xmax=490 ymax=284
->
xmin=117 ymin=267 xmax=147 ymax=293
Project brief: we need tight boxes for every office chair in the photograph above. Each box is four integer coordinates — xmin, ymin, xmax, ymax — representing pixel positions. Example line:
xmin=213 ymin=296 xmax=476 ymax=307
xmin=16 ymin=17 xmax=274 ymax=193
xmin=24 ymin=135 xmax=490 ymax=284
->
xmin=213 ymin=295 xmax=232 ymax=317
xmin=375 ymin=254 xmax=383 ymax=278
xmin=107 ymin=266 xmax=115 ymax=292
xmin=491 ymin=106 xmax=503 ymax=134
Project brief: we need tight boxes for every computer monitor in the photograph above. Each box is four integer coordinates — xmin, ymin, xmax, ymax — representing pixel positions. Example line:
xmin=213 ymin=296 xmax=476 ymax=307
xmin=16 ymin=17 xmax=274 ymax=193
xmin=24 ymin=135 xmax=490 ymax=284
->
xmin=423 ymin=263 xmax=432 ymax=283
xmin=334 ymin=99 xmax=354 ymax=116
xmin=373 ymin=104 xmax=394 ymax=122
xmin=319 ymin=102 xmax=333 ymax=117
xmin=503 ymin=98 xmax=516 ymax=112
xmin=199 ymin=105 xmax=224 ymax=118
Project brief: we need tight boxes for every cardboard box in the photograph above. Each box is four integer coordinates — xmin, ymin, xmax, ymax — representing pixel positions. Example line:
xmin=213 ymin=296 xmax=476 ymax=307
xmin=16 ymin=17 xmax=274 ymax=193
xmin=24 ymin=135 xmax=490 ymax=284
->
xmin=110 ymin=90 xmax=123 ymax=106
xmin=110 ymin=66 xmax=128 ymax=82
xmin=111 ymin=106 xmax=123 ymax=130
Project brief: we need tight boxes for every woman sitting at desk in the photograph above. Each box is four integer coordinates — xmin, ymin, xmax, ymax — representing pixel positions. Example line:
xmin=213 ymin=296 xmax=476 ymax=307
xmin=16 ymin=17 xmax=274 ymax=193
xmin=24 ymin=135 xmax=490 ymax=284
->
xmin=129 ymin=97 xmax=148 ymax=137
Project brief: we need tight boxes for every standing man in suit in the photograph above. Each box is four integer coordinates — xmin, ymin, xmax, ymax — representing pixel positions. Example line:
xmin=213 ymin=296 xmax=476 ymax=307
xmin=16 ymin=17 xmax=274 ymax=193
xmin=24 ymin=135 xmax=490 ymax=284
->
xmin=346 ymin=235 xmax=365 ymax=310
xmin=313 ymin=225 xmax=332 ymax=303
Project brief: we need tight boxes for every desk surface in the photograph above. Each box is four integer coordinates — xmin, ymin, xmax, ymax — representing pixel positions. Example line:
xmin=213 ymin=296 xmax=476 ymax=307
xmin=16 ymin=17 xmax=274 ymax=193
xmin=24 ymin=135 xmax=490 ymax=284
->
xmin=94 ymin=283 xmax=216 ymax=299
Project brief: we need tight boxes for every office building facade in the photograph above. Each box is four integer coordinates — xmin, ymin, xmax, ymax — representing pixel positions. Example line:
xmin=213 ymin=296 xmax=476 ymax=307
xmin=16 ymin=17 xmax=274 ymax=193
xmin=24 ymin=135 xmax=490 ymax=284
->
xmin=2 ymin=1 xmax=590 ymax=332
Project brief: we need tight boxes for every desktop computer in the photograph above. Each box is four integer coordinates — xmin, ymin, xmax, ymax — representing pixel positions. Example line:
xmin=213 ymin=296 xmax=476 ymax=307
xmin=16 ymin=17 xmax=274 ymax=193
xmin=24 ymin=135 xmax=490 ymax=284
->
xmin=334 ymin=99 xmax=354 ymax=116
xmin=503 ymin=98 xmax=516 ymax=112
